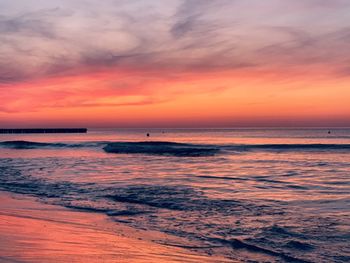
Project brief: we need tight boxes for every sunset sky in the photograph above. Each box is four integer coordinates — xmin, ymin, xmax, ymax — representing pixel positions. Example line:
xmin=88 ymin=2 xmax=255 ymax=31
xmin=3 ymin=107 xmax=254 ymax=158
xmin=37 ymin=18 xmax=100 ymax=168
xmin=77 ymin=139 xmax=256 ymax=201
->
xmin=1 ymin=0 xmax=350 ymax=127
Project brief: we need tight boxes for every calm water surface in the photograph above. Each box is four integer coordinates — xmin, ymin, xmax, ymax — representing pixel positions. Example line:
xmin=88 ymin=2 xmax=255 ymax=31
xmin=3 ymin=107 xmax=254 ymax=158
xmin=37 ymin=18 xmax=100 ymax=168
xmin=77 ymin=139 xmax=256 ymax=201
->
xmin=0 ymin=128 xmax=349 ymax=262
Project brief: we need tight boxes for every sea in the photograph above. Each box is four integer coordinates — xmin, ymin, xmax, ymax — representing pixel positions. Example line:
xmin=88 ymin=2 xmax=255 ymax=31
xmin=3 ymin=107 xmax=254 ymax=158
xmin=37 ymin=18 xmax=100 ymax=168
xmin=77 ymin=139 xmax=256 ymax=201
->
xmin=0 ymin=128 xmax=349 ymax=262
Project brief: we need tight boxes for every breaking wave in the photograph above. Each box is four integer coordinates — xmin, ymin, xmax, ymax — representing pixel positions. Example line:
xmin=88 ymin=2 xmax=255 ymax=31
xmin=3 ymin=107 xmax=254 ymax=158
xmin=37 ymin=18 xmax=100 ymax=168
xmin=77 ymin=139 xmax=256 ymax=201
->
xmin=224 ymin=143 xmax=350 ymax=152
xmin=103 ymin=141 xmax=219 ymax=157
xmin=1 ymin=140 xmax=350 ymax=155
xmin=0 ymin=140 xmax=102 ymax=149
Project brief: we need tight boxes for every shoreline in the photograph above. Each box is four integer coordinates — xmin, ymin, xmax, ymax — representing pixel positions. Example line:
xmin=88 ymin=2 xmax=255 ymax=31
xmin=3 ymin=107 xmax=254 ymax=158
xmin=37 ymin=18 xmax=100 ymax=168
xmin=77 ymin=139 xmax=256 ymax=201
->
xmin=0 ymin=191 xmax=230 ymax=263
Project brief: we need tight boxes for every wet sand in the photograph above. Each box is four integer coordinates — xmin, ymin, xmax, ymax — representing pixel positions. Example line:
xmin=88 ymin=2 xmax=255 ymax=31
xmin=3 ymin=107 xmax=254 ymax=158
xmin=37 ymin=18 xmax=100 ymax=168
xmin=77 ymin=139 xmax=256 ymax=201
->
xmin=0 ymin=192 xmax=229 ymax=263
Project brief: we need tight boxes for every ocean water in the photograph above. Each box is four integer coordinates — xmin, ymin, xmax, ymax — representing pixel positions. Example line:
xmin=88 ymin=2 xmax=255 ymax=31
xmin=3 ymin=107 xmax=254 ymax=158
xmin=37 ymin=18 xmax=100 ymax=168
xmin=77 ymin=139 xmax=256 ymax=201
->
xmin=0 ymin=128 xmax=349 ymax=262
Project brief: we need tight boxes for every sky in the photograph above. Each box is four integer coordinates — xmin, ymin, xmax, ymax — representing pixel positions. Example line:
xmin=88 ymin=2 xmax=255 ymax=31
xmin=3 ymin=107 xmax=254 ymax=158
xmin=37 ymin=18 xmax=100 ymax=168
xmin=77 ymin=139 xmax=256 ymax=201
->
xmin=1 ymin=0 xmax=350 ymax=128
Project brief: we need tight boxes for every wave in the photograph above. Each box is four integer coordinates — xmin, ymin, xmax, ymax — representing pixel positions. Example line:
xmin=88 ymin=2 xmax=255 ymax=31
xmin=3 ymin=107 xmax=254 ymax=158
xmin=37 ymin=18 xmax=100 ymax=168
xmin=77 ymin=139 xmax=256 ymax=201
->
xmin=0 ymin=140 xmax=103 ymax=149
xmin=0 ymin=140 xmax=70 ymax=149
xmin=212 ymin=238 xmax=312 ymax=263
xmin=1 ymin=140 xmax=350 ymax=155
xmin=103 ymin=142 xmax=350 ymax=156
xmin=224 ymin=143 xmax=350 ymax=152
xmin=103 ymin=141 xmax=219 ymax=157
xmin=0 ymin=140 xmax=218 ymax=157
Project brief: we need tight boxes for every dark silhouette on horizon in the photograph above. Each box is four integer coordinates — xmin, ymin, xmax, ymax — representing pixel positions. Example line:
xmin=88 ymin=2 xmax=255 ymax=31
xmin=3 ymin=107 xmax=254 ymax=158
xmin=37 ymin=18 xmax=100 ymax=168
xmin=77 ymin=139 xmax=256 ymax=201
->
xmin=0 ymin=128 xmax=87 ymax=134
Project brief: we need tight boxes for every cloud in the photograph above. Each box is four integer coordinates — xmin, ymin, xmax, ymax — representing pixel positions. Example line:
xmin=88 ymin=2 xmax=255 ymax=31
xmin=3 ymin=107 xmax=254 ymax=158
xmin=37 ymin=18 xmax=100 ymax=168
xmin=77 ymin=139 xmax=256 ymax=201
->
xmin=1 ymin=1 xmax=349 ymax=89
xmin=254 ymin=26 xmax=350 ymax=75
xmin=297 ymin=0 xmax=350 ymax=9
xmin=0 ymin=11 xmax=57 ymax=38
xmin=170 ymin=0 xmax=218 ymax=38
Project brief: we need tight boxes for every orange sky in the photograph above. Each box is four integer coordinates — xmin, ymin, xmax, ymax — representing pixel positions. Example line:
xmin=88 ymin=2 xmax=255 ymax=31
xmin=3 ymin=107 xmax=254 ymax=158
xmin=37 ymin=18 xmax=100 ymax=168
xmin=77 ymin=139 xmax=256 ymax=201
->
xmin=1 ymin=0 xmax=350 ymax=127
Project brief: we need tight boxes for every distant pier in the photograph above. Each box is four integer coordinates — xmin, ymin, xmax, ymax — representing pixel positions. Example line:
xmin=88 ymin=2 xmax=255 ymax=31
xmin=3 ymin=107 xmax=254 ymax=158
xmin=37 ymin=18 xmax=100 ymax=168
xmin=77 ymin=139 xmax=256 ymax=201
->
xmin=0 ymin=128 xmax=88 ymax=134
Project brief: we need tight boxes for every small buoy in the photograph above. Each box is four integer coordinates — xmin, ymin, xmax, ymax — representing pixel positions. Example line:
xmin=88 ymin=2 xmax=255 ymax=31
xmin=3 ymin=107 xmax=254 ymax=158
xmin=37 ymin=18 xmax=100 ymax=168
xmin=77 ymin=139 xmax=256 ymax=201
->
xmin=147 ymin=133 xmax=150 ymax=137
xmin=328 ymin=130 xmax=331 ymax=134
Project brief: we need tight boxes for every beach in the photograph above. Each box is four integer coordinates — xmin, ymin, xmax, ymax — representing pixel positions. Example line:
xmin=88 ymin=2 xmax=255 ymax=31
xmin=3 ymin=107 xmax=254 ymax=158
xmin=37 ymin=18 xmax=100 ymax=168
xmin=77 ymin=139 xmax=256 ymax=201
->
xmin=0 ymin=191 xmax=230 ymax=263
